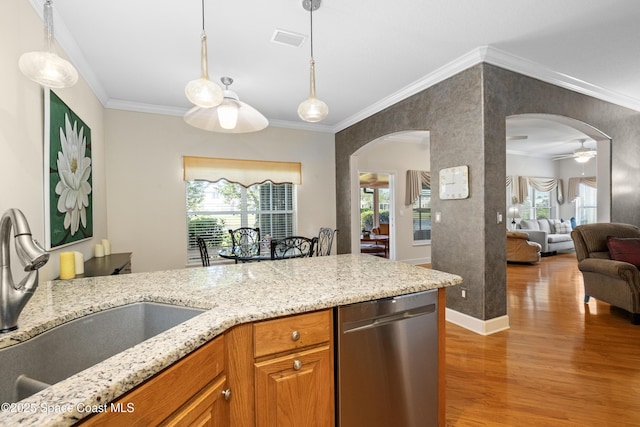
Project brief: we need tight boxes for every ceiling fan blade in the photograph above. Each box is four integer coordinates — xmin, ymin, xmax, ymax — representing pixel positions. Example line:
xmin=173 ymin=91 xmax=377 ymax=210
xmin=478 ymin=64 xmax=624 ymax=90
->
xmin=552 ymin=154 xmax=575 ymax=160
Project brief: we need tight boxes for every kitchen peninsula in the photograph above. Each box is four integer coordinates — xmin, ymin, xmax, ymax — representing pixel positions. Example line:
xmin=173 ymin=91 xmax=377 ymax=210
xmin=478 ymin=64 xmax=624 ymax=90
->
xmin=0 ymin=254 xmax=461 ymax=426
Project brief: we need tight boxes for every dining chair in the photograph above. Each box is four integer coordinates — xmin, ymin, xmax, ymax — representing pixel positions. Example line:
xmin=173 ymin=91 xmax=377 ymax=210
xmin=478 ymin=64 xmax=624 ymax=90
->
xmin=315 ymin=227 xmax=338 ymax=256
xmin=229 ymin=227 xmax=261 ymax=264
xmin=270 ymin=236 xmax=316 ymax=260
xmin=196 ymin=236 xmax=210 ymax=267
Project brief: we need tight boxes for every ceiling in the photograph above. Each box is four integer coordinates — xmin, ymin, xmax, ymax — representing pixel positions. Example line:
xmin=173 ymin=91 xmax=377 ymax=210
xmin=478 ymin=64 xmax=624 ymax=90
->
xmin=34 ymin=0 xmax=640 ymax=140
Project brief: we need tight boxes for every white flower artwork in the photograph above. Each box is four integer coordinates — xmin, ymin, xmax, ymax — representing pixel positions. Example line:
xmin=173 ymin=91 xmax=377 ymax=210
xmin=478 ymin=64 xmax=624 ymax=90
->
xmin=55 ymin=113 xmax=92 ymax=236
xmin=44 ymin=89 xmax=93 ymax=249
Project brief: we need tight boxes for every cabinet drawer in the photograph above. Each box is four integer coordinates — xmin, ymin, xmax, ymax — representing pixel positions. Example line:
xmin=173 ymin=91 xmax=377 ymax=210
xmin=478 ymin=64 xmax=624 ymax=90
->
xmin=254 ymin=310 xmax=331 ymax=358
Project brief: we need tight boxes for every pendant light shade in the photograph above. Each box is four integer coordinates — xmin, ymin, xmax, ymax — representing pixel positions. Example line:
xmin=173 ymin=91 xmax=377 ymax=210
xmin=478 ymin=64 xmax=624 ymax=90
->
xmin=185 ymin=0 xmax=223 ymax=108
xmin=19 ymin=0 xmax=78 ymax=88
xmin=298 ymin=0 xmax=328 ymax=122
xmin=184 ymin=77 xmax=268 ymax=133
xmin=298 ymin=59 xmax=329 ymax=122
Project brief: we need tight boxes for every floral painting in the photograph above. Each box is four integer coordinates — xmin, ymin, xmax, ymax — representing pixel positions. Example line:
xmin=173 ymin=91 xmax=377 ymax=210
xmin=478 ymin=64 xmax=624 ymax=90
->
xmin=44 ymin=89 xmax=93 ymax=249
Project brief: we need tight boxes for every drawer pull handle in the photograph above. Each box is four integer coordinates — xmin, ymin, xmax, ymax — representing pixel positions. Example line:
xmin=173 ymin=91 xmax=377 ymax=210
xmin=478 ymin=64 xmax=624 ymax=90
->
xmin=222 ymin=388 xmax=232 ymax=401
xmin=293 ymin=360 xmax=302 ymax=371
xmin=291 ymin=330 xmax=300 ymax=341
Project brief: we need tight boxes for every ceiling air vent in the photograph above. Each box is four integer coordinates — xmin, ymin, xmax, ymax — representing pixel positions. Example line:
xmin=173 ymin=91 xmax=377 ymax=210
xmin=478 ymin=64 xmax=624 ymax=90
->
xmin=271 ymin=29 xmax=306 ymax=48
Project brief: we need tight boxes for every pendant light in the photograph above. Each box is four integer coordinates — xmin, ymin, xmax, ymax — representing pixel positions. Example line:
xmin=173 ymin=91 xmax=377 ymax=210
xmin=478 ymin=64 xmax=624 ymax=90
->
xmin=19 ymin=0 xmax=78 ymax=88
xmin=184 ymin=0 xmax=223 ymax=108
xmin=184 ymin=77 xmax=269 ymax=133
xmin=217 ymin=77 xmax=239 ymax=129
xmin=298 ymin=0 xmax=328 ymax=122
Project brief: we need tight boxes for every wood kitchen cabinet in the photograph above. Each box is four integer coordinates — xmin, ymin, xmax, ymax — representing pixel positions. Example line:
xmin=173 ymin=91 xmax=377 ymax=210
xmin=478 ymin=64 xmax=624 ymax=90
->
xmin=253 ymin=310 xmax=334 ymax=427
xmin=81 ymin=335 xmax=227 ymax=426
xmin=81 ymin=309 xmax=334 ymax=427
xmin=254 ymin=345 xmax=333 ymax=427
xmin=226 ymin=309 xmax=334 ymax=427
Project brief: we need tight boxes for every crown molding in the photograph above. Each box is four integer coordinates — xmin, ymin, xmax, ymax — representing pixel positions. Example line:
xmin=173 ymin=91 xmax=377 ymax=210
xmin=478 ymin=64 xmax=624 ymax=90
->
xmin=333 ymin=45 xmax=640 ymax=132
xmin=28 ymin=0 xmax=640 ymax=135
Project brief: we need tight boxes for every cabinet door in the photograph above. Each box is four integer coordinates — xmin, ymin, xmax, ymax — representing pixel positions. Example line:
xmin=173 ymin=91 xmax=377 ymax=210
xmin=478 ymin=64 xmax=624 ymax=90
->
xmin=162 ymin=375 xmax=228 ymax=427
xmin=255 ymin=345 xmax=333 ymax=427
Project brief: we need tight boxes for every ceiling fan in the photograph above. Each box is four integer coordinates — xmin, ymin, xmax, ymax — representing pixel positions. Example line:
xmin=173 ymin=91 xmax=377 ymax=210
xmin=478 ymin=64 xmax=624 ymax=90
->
xmin=552 ymin=139 xmax=596 ymax=163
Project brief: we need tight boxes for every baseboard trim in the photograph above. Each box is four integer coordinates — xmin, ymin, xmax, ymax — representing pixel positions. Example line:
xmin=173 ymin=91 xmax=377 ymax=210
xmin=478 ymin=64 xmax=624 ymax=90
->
xmin=445 ymin=308 xmax=510 ymax=335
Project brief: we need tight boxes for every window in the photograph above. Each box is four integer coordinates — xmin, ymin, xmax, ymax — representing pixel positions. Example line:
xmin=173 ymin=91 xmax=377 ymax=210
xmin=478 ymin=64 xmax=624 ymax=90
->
xmin=359 ymin=187 xmax=389 ymax=231
xmin=575 ymin=184 xmax=597 ymax=225
xmin=186 ymin=180 xmax=296 ymax=264
xmin=412 ymin=184 xmax=431 ymax=242
xmin=520 ymin=187 xmax=555 ymax=220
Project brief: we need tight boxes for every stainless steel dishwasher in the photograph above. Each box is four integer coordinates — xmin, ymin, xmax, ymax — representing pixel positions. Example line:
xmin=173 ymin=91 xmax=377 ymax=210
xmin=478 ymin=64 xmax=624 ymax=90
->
xmin=336 ymin=289 xmax=438 ymax=427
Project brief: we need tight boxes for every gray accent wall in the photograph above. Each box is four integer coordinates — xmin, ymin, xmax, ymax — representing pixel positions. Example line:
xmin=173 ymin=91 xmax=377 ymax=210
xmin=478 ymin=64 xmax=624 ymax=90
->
xmin=336 ymin=63 xmax=640 ymax=322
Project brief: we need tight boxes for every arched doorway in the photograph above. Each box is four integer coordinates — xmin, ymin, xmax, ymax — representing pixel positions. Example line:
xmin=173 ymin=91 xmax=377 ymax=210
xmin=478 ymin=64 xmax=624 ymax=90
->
xmin=506 ymin=113 xmax=611 ymax=223
xmin=349 ymin=130 xmax=431 ymax=264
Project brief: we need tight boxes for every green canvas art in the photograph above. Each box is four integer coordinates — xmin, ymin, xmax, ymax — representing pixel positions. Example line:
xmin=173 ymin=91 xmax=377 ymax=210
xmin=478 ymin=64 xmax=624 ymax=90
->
xmin=45 ymin=90 xmax=93 ymax=249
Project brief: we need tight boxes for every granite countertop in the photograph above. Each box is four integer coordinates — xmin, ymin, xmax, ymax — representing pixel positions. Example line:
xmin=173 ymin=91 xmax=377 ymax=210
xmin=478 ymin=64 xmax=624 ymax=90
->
xmin=0 ymin=254 xmax=461 ymax=426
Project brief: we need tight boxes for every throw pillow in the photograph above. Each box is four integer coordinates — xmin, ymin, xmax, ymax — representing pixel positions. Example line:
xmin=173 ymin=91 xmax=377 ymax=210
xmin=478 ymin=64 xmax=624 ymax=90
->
xmin=555 ymin=222 xmax=572 ymax=234
xmin=607 ymin=237 xmax=640 ymax=268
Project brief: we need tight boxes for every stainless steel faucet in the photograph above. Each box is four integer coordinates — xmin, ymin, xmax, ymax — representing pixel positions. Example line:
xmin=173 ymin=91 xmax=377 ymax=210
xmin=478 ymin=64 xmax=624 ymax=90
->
xmin=0 ymin=209 xmax=49 ymax=333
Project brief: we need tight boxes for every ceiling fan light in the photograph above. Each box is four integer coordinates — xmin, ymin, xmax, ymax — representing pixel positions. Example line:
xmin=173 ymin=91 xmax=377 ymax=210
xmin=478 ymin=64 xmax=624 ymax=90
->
xmin=218 ymin=99 xmax=239 ymax=129
xmin=184 ymin=76 xmax=268 ymax=133
xmin=574 ymin=155 xmax=591 ymax=163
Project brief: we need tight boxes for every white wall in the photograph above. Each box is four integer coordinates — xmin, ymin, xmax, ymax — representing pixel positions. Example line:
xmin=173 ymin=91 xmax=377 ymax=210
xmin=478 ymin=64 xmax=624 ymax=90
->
xmin=354 ymin=134 xmax=431 ymax=264
xmin=104 ymin=109 xmax=336 ymax=272
xmin=1 ymin=2 xmax=107 ymax=282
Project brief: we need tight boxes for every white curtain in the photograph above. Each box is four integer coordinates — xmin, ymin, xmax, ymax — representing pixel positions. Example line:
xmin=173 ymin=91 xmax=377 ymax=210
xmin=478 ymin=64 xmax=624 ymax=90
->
xmin=507 ymin=175 xmax=564 ymax=204
xmin=567 ymin=176 xmax=596 ymax=201
xmin=405 ymin=170 xmax=431 ymax=205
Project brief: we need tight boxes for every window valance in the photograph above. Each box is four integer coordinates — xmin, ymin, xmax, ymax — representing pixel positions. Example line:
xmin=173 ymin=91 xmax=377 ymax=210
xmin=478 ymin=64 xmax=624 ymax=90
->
xmin=183 ymin=156 xmax=302 ymax=187
xmin=567 ymin=176 xmax=596 ymax=201
xmin=507 ymin=175 xmax=564 ymax=204
xmin=405 ymin=170 xmax=431 ymax=205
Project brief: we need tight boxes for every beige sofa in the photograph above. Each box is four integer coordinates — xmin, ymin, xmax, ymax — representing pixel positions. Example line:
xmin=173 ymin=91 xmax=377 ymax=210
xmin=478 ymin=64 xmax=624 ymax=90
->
xmin=507 ymin=231 xmax=541 ymax=263
xmin=517 ymin=219 xmax=574 ymax=255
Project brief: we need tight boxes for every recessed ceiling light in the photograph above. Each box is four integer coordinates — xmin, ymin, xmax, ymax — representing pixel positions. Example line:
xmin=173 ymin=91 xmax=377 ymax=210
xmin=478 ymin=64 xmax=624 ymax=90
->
xmin=271 ymin=29 xmax=306 ymax=48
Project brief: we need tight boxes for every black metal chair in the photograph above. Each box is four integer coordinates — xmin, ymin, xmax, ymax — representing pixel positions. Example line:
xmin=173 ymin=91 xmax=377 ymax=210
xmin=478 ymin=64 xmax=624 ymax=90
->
xmin=270 ymin=236 xmax=316 ymax=260
xmin=196 ymin=236 xmax=210 ymax=267
xmin=228 ymin=227 xmax=260 ymax=263
xmin=315 ymin=228 xmax=338 ymax=256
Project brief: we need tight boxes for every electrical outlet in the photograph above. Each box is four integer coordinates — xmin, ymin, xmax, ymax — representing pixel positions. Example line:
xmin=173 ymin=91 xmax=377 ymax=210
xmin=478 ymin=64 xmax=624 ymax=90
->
xmin=461 ymin=288 xmax=467 ymax=299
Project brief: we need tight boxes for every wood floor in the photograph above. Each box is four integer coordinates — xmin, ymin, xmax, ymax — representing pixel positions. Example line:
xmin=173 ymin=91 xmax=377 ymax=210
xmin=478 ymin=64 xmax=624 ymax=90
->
xmin=444 ymin=253 xmax=640 ymax=426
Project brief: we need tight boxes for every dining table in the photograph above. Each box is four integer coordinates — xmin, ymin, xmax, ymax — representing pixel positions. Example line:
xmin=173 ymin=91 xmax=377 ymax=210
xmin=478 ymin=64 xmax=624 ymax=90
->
xmin=218 ymin=241 xmax=271 ymax=262
xmin=217 ymin=240 xmax=309 ymax=262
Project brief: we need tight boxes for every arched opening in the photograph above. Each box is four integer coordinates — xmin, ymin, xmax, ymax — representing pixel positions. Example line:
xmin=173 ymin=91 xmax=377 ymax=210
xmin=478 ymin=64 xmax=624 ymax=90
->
xmin=506 ymin=114 xmax=611 ymax=226
xmin=349 ymin=130 xmax=431 ymax=264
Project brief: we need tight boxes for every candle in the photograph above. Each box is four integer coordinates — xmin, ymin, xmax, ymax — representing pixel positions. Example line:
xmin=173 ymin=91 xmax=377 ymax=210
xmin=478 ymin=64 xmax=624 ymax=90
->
xmin=101 ymin=239 xmax=111 ymax=256
xmin=94 ymin=243 xmax=104 ymax=258
xmin=59 ymin=252 xmax=76 ymax=280
xmin=74 ymin=251 xmax=84 ymax=275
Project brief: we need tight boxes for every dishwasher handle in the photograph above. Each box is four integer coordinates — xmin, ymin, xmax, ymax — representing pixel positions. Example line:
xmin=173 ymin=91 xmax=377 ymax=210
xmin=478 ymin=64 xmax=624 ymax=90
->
xmin=342 ymin=303 xmax=436 ymax=334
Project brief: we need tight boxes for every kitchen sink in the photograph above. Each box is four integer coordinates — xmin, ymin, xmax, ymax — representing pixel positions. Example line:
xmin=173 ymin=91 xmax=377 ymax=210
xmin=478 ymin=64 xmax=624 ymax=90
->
xmin=0 ymin=302 xmax=205 ymax=403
